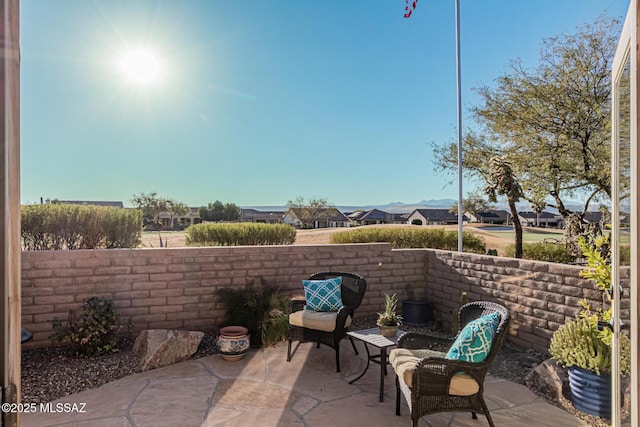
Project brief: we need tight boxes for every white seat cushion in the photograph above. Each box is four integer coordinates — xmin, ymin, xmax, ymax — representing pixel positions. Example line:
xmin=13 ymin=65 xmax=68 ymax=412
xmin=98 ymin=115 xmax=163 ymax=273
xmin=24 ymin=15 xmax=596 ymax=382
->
xmin=389 ymin=348 xmax=480 ymax=396
xmin=289 ymin=309 xmax=352 ymax=333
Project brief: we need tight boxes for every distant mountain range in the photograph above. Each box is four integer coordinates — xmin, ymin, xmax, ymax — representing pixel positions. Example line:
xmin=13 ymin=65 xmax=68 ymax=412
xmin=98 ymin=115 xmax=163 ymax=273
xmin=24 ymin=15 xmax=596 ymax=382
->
xmin=242 ymin=199 xmax=458 ymax=213
xmin=243 ymin=198 xmax=603 ymax=214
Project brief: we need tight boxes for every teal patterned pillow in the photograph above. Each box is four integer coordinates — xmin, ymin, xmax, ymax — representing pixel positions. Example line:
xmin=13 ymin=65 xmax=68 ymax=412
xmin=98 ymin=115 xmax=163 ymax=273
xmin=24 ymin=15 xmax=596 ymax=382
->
xmin=302 ymin=277 xmax=343 ymax=312
xmin=445 ymin=312 xmax=500 ymax=363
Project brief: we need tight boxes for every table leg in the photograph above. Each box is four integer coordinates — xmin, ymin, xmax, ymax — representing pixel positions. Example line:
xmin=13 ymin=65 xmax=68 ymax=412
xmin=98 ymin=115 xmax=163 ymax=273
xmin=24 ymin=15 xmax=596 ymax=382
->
xmin=349 ymin=341 xmax=370 ymax=385
xmin=379 ymin=348 xmax=387 ymax=402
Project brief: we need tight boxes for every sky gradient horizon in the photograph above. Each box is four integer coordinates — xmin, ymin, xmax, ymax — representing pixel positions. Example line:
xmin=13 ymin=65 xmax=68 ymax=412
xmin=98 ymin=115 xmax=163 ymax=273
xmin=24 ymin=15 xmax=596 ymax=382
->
xmin=21 ymin=0 xmax=630 ymax=208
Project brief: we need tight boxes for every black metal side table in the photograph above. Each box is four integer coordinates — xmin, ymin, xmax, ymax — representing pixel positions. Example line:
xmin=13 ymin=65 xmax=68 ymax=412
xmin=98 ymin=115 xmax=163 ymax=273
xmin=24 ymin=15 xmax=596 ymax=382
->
xmin=347 ymin=327 xmax=404 ymax=402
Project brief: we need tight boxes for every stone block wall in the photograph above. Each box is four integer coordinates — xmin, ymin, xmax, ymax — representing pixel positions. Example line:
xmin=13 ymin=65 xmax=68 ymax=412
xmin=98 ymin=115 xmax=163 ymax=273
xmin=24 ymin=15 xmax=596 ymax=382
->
xmin=21 ymin=243 xmax=427 ymax=347
xmin=425 ymin=249 xmax=629 ymax=354
xmin=21 ymin=244 xmax=624 ymax=354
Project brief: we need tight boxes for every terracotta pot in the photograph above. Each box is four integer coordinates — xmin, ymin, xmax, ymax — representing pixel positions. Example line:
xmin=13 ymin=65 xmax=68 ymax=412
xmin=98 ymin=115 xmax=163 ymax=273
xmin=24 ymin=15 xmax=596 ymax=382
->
xmin=217 ymin=326 xmax=250 ymax=361
xmin=378 ymin=325 xmax=399 ymax=337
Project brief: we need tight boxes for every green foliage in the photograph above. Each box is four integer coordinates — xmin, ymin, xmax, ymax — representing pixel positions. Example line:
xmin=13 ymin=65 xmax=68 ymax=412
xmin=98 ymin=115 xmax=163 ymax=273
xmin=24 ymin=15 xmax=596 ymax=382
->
xmin=473 ymin=17 xmax=619 ymax=217
xmin=199 ymin=200 xmax=241 ymax=222
xmin=377 ymin=293 xmax=402 ymax=326
xmin=578 ymin=238 xmax=611 ymax=291
xmin=449 ymin=190 xmax=492 ymax=216
xmin=620 ymin=245 xmax=631 ymax=266
xmin=549 ymin=318 xmax=630 ymax=376
xmin=21 ymin=204 xmax=142 ymax=250
xmin=330 ymin=227 xmax=486 ymax=254
xmin=131 ymin=191 xmax=167 ymax=230
xmin=433 ymin=16 xmax=620 ymax=227
xmin=185 ymin=223 xmax=296 ymax=246
xmin=504 ymin=242 xmax=574 ymax=264
xmin=50 ymin=297 xmax=123 ymax=357
xmin=549 ymin=236 xmax=631 ymax=375
xmin=217 ymin=279 xmax=289 ymax=347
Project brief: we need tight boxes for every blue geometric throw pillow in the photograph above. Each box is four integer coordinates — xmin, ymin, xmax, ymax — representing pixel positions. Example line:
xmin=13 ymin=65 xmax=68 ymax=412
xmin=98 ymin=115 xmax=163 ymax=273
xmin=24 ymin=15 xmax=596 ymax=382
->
xmin=445 ymin=312 xmax=500 ymax=363
xmin=302 ymin=277 xmax=343 ymax=312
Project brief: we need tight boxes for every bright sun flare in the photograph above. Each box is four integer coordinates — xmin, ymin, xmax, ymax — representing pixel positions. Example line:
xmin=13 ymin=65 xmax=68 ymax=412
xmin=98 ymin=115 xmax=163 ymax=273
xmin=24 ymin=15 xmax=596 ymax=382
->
xmin=118 ymin=48 xmax=161 ymax=85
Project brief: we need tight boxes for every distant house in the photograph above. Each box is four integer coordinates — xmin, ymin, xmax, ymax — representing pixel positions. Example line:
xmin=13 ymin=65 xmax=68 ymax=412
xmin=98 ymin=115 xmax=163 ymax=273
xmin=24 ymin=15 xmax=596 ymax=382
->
xmin=284 ymin=207 xmax=350 ymax=229
xmin=518 ymin=211 xmax=560 ymax=228
xmin=582 ymin=211 xmax=604 ymax=225
xmin=406 ymin=209 xmax=466 ymax=225
xmin=61 ymin=200 xmax=124 ymax=208
xmin=348 ymin=209 xmax=406 ymax=226
xmin=158 ymin=207 xmax=202 ymax=229
xmin=240 ymin=208 xmax=284 ymax=224
xmin=466 ymin=210 xmax=511 ymax=224
xmin=392 ymin=212 xmax=410 ymax=224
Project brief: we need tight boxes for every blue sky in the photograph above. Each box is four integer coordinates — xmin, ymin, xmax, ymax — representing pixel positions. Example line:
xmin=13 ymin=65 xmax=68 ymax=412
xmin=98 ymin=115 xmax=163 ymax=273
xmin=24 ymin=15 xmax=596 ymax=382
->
xmin=21 ymin=0 xmax=630 ymax=207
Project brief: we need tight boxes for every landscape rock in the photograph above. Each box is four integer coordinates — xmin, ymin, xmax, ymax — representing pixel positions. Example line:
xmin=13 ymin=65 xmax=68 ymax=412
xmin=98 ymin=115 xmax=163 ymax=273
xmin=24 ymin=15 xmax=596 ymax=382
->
xmin=524 ymin=358 xmax=566 ymax=401
xmin=134 ymin=329 xmax=204 ymax=371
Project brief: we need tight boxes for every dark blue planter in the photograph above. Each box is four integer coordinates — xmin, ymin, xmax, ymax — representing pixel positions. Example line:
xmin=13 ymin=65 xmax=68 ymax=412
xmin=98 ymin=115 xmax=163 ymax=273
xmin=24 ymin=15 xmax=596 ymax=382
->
xmin=401 ymin=300 xmax=433 ymax=326
xmin=568 ymin=366 xmax=611 ymax=418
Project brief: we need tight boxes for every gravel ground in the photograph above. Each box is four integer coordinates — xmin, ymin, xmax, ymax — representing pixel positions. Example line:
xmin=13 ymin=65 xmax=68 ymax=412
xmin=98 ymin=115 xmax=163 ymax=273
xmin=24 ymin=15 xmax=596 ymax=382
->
xmin=21 ymin=320 xmax=610 ymax=426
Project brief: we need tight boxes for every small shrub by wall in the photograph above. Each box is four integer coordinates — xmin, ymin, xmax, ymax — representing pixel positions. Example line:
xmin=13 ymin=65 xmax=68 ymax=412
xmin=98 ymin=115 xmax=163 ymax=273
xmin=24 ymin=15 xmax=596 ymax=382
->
xmin=505 ymin=242 xmax=574 ymax=264
xmin=185 ymin=222 xmax=296 ymax=246
xmin=330 ymin=227 xmax=486 ymax=253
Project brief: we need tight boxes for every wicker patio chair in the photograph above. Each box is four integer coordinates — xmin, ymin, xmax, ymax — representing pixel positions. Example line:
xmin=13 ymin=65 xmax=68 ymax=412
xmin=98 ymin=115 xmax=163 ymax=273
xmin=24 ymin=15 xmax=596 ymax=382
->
xmin=390 ymin=301 xmax=510 ymax=427
xmin=287 ymin=271 xmax=367 ymax=372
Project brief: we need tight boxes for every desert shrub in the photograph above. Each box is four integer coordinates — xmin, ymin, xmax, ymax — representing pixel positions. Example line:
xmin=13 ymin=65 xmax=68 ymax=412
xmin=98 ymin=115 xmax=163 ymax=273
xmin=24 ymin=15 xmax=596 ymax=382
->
xmin=330 ymin=227 xmax=486 ymax=253
xmin=620 ymin=244 xmax=631 ymax=266
xmin=50 ymin=297 xmax=123 ymax=357
xmin=21 ymin=204 xmax=142 ymax=250
xmin=185 ymin=222 xmax=296 ymax=246
xmin=505 ymin=241 xmax=574 ymax=263
xmin=103 ymin=208 xmax=143 ymax=248
xmin=217 ymin=279 xmax=289 ymax=347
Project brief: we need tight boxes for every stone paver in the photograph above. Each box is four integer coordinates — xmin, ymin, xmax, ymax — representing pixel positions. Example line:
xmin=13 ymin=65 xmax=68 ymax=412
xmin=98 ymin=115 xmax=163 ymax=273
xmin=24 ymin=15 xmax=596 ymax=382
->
xmin=22 ymin=341 xmax=589 ymax=427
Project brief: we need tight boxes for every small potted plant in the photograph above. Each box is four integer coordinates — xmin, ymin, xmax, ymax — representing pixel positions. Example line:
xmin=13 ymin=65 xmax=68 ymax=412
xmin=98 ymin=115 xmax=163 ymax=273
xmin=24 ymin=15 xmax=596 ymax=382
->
xmin=549 ymin=236 xmax=631 ymax=418
xmin=377 ymin=293 xmax=402 ymax=337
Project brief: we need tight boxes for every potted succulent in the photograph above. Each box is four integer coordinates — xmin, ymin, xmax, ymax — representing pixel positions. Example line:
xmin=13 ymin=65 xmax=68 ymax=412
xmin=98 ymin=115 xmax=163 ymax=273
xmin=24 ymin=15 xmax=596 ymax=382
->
xmin=549 ymin=237 xmax=631 ymax=418
xmin=402 ymin=283 xmax=433 ymax=326
xmin=377 ymin=293 xmax=403 ymax=337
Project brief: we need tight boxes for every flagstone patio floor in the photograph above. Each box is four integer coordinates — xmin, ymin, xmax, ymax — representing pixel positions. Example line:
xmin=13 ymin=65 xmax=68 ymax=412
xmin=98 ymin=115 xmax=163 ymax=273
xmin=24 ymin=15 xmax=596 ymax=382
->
xmin=21 ymin=340 xmax=589 ymax=427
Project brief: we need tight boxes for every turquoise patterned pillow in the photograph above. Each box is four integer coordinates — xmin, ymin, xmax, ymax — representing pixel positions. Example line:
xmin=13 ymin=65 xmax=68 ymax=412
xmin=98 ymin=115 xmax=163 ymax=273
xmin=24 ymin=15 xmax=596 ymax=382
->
xmin=445 ymin=312 xmax=500 ymax=363
xmin=302 ymin=277 xmax=343 ymax=312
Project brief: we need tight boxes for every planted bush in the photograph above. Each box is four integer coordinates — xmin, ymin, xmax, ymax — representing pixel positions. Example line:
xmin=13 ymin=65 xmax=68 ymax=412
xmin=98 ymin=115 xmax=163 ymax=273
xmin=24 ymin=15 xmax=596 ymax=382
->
xmin=50 ymin=297 xmax=123 ymax=357
xmin=185 ymin=222 xmax=296 ymax=246
xmin=21 ymin=204 xmax=142 ymax=250
xmin=330 ymin=227 xmax=486 ymax=253
xmin=505 ymin=241 xmax=574 ymax=263
xmin=217 ymin=278 xmax=289 ymax=347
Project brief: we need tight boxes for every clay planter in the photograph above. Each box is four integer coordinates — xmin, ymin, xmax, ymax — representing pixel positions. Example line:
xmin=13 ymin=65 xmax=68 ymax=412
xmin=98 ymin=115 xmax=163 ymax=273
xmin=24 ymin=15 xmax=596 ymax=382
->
xmin=378 ymin=325 xmax=399 ymax=337
xmin=217 ymin=326 xmax=250 ymax=361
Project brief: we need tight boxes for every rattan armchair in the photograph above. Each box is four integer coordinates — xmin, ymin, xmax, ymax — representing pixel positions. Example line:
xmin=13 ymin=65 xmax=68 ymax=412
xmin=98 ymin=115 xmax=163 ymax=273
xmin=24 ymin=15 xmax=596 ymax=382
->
xmin=287 ymin=271 xmax=367 ymax=372
xmin=391 ymin=301 xmax=510 ymax=427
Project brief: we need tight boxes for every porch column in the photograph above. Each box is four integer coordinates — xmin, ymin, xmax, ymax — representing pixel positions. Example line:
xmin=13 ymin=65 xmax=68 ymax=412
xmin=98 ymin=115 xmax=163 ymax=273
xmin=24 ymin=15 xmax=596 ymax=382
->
xmin=1 ymin=0 xmax=21 ymax=426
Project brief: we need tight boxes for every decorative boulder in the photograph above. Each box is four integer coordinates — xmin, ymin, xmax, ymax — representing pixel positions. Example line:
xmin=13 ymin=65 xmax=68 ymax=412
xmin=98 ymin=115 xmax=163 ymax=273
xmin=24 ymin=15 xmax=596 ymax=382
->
xmin=134 ymin=329 xmax=204 ymax=371
xmin=524 ymin=358 xmax=566 ymax=401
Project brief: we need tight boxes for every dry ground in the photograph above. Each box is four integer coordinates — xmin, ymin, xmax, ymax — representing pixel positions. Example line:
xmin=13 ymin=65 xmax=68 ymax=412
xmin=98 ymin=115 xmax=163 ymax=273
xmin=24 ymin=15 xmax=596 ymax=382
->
xmin=139 ymin=223 xmax=516 ymax=254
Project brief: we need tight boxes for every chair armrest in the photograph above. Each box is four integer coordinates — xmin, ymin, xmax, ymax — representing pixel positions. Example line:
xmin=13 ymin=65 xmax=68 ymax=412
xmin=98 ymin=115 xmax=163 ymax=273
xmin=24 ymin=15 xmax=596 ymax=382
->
xmin=289 ymin=297 xmax=306 ymax=314
xmin=397 ymin=332 xmax=455 ymax=350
